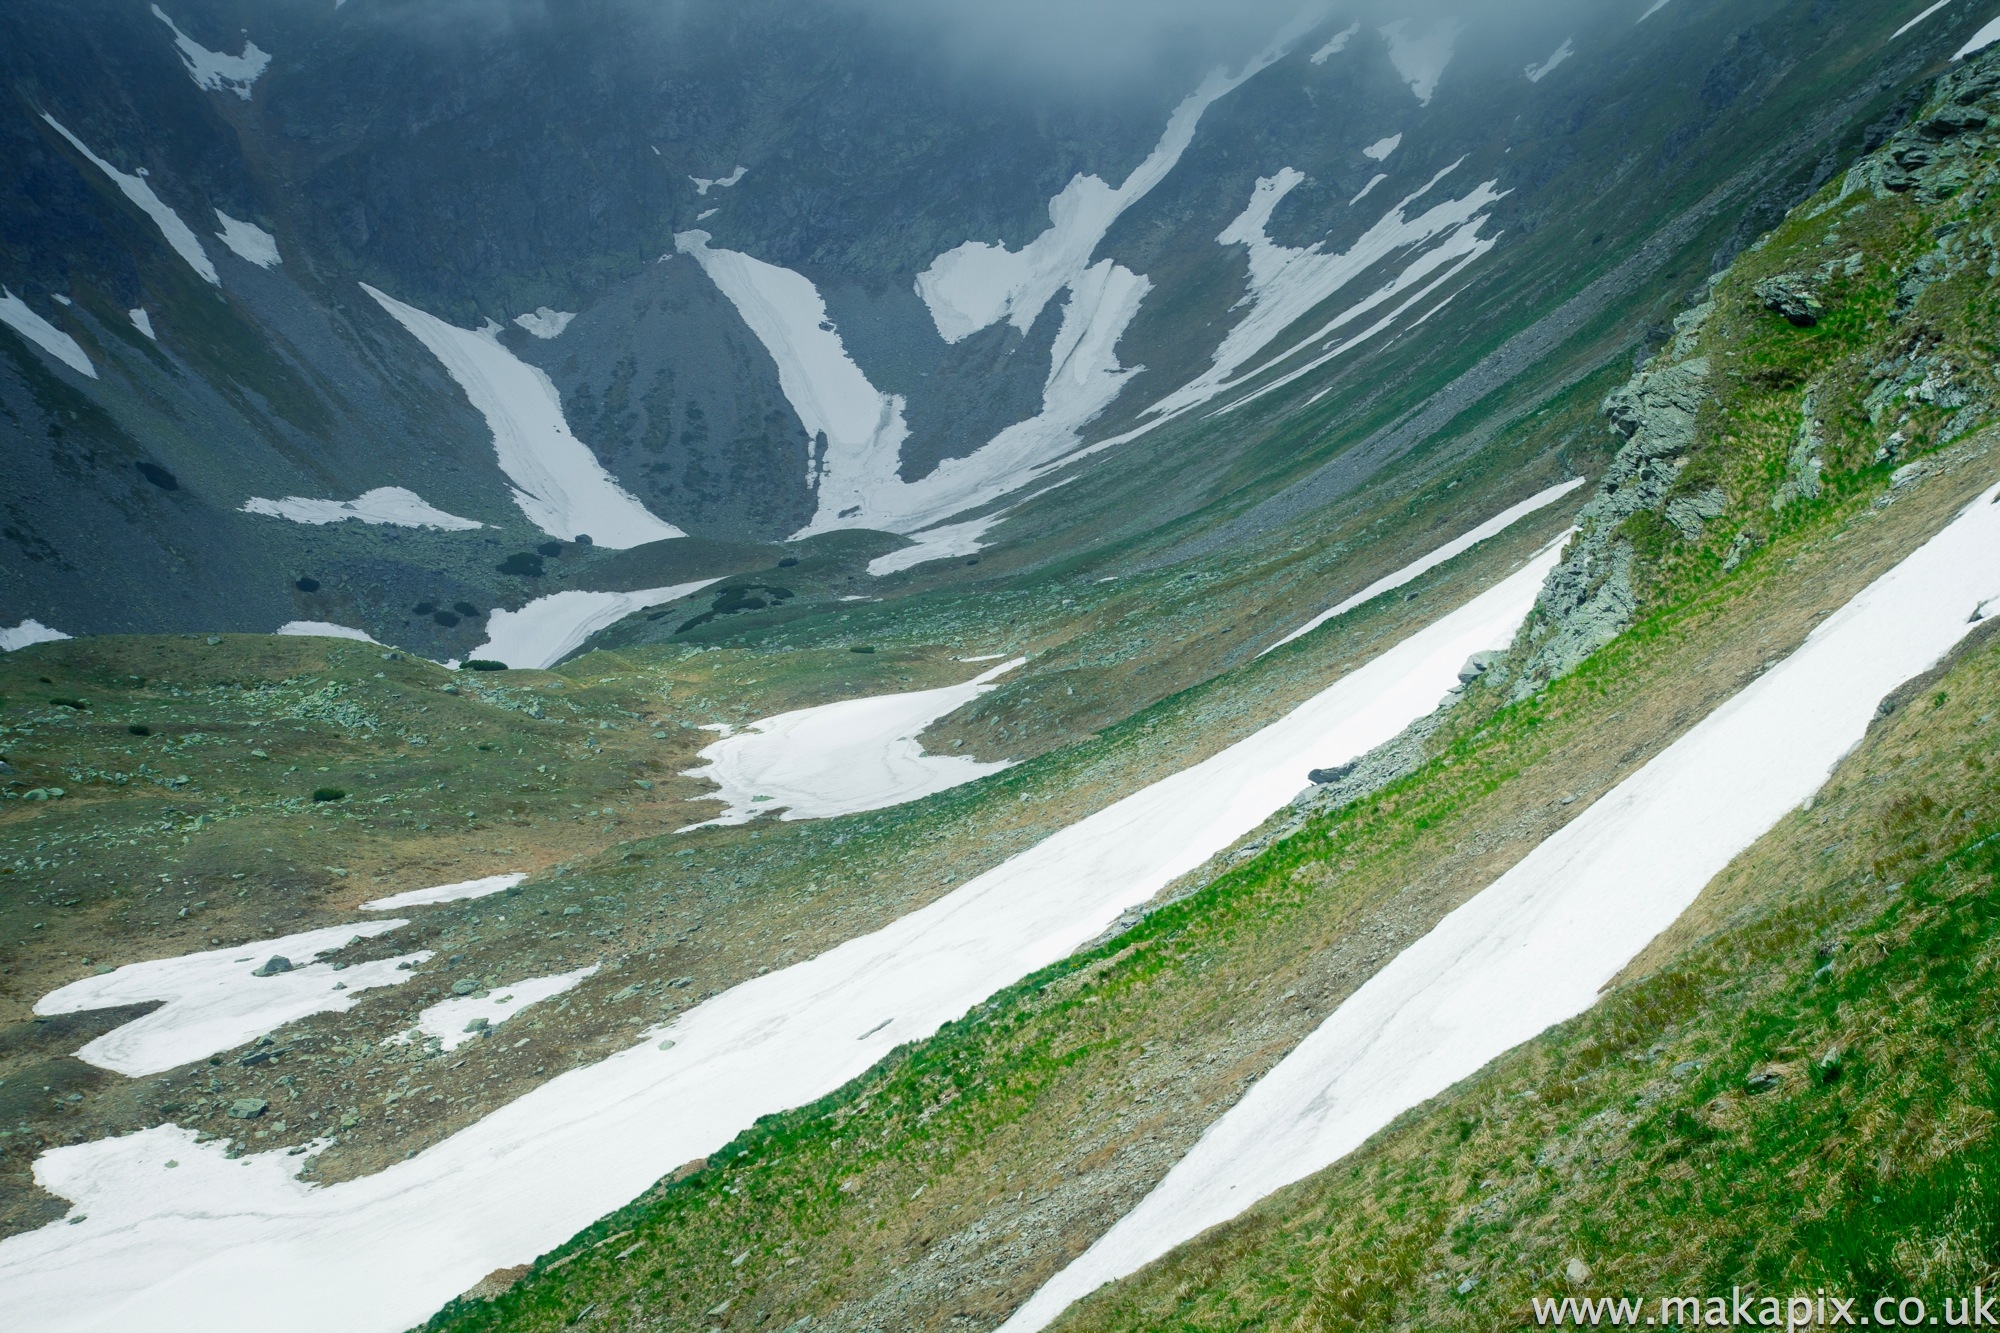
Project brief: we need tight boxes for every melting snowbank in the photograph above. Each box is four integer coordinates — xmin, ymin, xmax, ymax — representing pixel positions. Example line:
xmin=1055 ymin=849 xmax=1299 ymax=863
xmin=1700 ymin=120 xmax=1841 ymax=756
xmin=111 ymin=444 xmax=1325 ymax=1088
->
xmin=412 ymin=966 xmax=598 ymax=1052
xmin=362 ymin=873 xmax=526 ymax=911
xmin=0 ymin=538 xmax=1562 ymax=1333
xmin=1526 ymin=37 xmax=1575 ymax=82
xmin=242 ymin=487 xmax=481 ymax=530
xmin=128 ymin=308 xmax=155 ymax=340
xmin=1140 ymin=161 xmax=1505 ymax=428
xmin=1001 ymin=482 xmax=2000 ymax=1333
xmin=151 ymin=5 xmax=269 ymax=100
xmin=276 ymin=621 xmax=377 ymax=644
xmin=1262 ymin=478 xmax=1584 ymax=655
xmin=361 ymin=284 xmax=682 ymax=548
xmin=213 ymin=211 xmax=280 ymax=267
xmin=34 ymin=922 xmax=427 ymax=1078
xmin=0 ymin=619 xmax=72 ymax=652
xmin=681 ymin=658 xmax=1023 ymax=827
xmin=0 ymin=287 xmax=96 ymax=378
xmin=43 ymin=116 xmax=217 ymax=286
xmin=690 ymin=166 xmax=746 ymax=195
xmin=470 ymin=579 xmax=719 ymax=670
xmin=513 ymin=308 xmax=574 ymax=339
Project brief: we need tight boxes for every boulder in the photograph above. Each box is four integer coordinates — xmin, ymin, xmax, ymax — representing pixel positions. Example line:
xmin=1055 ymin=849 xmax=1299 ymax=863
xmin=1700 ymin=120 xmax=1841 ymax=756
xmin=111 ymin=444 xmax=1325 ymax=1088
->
xmin=252 ymin=956 xmax=293 ymax=977
xmin=226 ymin=1098 xmax=269 ymax=1119
xmin=1754 ymin=273 xmax=1825 ymax=326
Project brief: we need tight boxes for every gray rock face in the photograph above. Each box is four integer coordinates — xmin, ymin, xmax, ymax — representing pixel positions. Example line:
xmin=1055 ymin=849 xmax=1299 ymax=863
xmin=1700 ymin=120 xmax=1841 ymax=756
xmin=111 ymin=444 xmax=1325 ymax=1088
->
xmin=252 ymin=956 xmax=293 ymax=977
xmin=1754 ymin=273 xmax=1825 ymax=326
xmin=1513 ymin=355 xmax=1710 ymax=698
xmin=226 ymin=1097 xmax=269 ymax=1120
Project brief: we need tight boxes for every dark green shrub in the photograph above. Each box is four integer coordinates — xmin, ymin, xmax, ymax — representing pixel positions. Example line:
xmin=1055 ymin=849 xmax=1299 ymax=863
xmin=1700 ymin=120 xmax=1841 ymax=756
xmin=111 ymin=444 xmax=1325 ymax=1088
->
xmin=294 ymin=577 xmax=319 ymax=592
xmin=453 ymin=601 xmax=480 ymax=617
xmin=312 ymin=787 xmax=347 ymax=802
xmin=536 ymin=541 xmax=564 ymax=557
xmin=849 ymin=645 xmax=875 ymax=654
xmin=432 ymin=611 xmax=461 ymax=627
xmin=463 ymin=660 xmax=508 ymax=672
xmin=498 ymin=553 xmax=544 ymax=577
xmin=127 ymin=724 xmax=150 ymax=736
xmin=50 ymin=697 xmax=87 ymax=710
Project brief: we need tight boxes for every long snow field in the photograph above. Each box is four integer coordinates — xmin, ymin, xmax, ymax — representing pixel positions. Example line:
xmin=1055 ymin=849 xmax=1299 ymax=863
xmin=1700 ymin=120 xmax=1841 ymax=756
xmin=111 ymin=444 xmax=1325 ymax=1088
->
xmin=0 ymin=532 xmax=1564 ymax=1333
xmin=680 ymin=657 xmax=1024 ymax=827
xmin=1000 ymin=483 xmax=2000 ymax=1333
xmin=469 ymin=580 xmax=720 ymax=670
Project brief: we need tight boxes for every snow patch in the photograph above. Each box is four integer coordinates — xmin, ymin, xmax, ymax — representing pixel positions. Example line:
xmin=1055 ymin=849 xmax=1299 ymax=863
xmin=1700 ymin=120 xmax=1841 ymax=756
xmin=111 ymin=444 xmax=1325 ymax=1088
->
xmin=471 ymin=580 xmax=720 ymax=670
xmin=241 ymin=487 xmax=482 ymax=531
xmin=512 ymin=307 xmax=574 ymax=339
xmin=0 ymin=619 xmax=72 ymax=652
xmin=1000 ymin=484 xmax=2000 ymax=1333
xmin=1310 ymin=20 xmax=1359 ymax=63
xmin=276 ymin=621 xmax=377 ymax=644
xmin=1526 ymin=37 xmax=1575 ymax=81
xmin=413 ymin=966 xmax=597 ymax=1052
xmin=1348 ymin=173 xmax=1388 ymax=205
xmin=128 ymin=307 xmax=155 ymax=340
xmin=1140 ymin=162 xmax=1505 ymax=428
xmin=213 ymin=210 xmax=279 ymax=267
xmin=361 ymin=284 xmax=683 ymax=548
xmin=42 ymin=116 xmax=217 ymax=285
xmin=690 ymin=165 xmax=747 ymax=195
xmin=1894 ymin=1 xmax=1956 ymax=40
xmin=1956 ymin=15 xmax=2000 ymax=58
xmin=1637 ymin=0 xmax=1674 ymax=20
xmin=151 ymin=5 xmax=269 ymax=100
xmin=0 ymin=287 xmax=96 ymax=377
xmin=1263 ymin=478 xmax=1585 ymax=655
xmin=1379 ymin=18 xmax=1461 ymax=104
xmin=867 ymin=514 xmax=1004 ymax=575
xmin=914 ymin=13 xmax=1321 ymax=344
xmin=362 ymin=874 xmax=527 ymax=911
xmin=34 ymin=922 xmax=427 ymax=1077
xmin=681 ymin=658 xmax=1022 ymax=827
xmin=0 ymin=546 xmax=1564 ymax=1333
xmin=1362 ymin=133 xmax=1402 ymax=161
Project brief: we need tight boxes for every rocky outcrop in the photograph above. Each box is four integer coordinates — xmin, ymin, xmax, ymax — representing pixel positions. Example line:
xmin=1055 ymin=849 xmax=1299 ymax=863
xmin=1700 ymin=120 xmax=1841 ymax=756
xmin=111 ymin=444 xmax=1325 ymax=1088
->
xmin=1511 ymin=351 xmax=1711 ymax=698
xmin=1838 ymin=54 xmax=2000 ymax=204
xmin=1754 ymin=273 xmax=1825 ymax=326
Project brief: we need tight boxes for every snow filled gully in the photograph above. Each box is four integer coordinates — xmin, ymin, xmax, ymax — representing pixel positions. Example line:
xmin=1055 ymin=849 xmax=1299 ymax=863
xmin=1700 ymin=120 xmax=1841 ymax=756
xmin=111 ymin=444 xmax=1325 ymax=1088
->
xmin=999 ymin=485 xmax=2000 ymax=1333
xmin=0 ymin=535 xmax=1564 ymax=1333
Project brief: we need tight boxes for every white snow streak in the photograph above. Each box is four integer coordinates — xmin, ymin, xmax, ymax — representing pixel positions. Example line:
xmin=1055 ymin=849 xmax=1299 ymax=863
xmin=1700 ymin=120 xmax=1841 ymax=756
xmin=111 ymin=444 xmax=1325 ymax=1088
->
xmin=0 ymin=287 xmax=97 ymax=377
xmin=43 ymin=116 xmax=218 ymax=285
xmin=1310 ymin=20 xmax=1360 ymax=63
xmin=914 ymin=11 xmax=1323 ymax=344
xmin=0 ymin=619 xmax=73 ymax=652
xmin=1956 ymin=15 xmax=2000 ymax=58
xmin=513 ymin=307 xmax=574 ymax=339
xmin=866 ymin=513 xmax=1004 ymax=575
xmin=242 ymin=486 xmax=481 ymax=530
xmin=362 ymin=874 xmax=527 ymax=911
xmin=470 ymin=579 xmax=720 ymax=670
xmin=1262 ymin=478 xmax=1585 ymax=656
xmin=0 ymin=540 xmax=1563 ymax=1333
xmin=1363 ymin=133 xmax=1402 ymax=161
xmin=151 ymin=6 xmax=269 ymax=100
xmin=1001 ymin=483 xmax=2000 ymax=1333
xmin=1638 ymin=0 xmax=1675 ymax=20
xmin=1894 ymin=1 xmax=1956 ymax=40
xmin=683 ymin=235 xmax=1149 ymax=540
xmin=1141 ymin=162 xmax=1505 ymax=426
xmin=128 ymin=307 xmax=156 ymax=340
xmin=34 ymin=922 xmax=426 ymax=1078
xmin=1379 ymin=18 xmax=1461 ymax=104
xmin=361 ymin=284 xmax=683 ymax=548
xmin=1526 ymin=37 xmax=1575 ymax=81
xmin=213 ymin=210 xmax=279 ymax=267
xmin=681 ymin=658 xmax=1022 ymax=828
xmin=1349 ymin=173 xmax=1388 ymax=205
xmin=275 ymin=621 xmax=377 ymax=644
xmin=413 ymin=967 xmax=597 ymax=1052
xmin=690 ymin=165 xmax=747 ymax=195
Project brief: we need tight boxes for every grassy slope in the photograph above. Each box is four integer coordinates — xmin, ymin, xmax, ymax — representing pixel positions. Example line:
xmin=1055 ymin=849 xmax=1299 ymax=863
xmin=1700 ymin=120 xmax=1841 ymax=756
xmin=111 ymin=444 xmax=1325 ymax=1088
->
xmin=420 ymin=53 xmax=2000 ymax=1333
